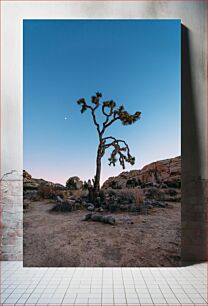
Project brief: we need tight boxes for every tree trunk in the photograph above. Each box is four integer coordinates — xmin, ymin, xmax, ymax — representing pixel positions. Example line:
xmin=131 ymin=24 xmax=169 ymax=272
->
xmin=93 ymin=143 xmax=102 ymax=202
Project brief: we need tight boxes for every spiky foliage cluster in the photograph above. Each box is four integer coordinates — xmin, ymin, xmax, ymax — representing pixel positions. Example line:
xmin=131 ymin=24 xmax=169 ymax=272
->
xmin=77 ymin=92 xmax=141 ymax=170
xmin=77 ymin=92 xmax=102 ymax=114
xmin=103 ymin=137 xmax=135 ymax=169
xmin=115 ymin=109 xmax=141 ymax=125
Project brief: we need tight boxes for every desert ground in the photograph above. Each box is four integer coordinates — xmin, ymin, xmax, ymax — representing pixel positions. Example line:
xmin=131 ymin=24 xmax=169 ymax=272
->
xmin=23 ymin=200 xmax=181 ymax=267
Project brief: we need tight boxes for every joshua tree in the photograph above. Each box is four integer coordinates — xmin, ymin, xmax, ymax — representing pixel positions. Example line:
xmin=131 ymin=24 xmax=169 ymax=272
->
xmin=77 ymin=92 xmax=141 ymax=201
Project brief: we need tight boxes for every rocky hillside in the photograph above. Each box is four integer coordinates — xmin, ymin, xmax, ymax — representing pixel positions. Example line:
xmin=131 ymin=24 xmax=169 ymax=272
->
xmin=23 ymin=170 xmax=66 ymax=191
xmin=102 ymin=156 xmax=181 ymax=189
xmin=23 ymin=170 xmax=68 ymax=201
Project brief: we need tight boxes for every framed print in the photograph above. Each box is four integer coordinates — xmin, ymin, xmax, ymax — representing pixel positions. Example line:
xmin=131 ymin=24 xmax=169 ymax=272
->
xmin=1 ymin=1 xmax=207 ymax=268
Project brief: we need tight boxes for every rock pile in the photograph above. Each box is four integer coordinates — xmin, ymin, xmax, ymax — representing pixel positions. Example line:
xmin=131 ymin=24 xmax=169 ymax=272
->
xmin=102 ymin=156 xmax=181 ymax=189
xmin=23 ymin=170 xmax=68 ymax=201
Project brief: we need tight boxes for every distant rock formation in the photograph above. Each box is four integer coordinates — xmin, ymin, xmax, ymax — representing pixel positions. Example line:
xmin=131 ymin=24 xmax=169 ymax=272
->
xmin=23 ymin=156 xmax=181 ymax=202
xmin=23 ymin=170 xmax=65 ymax=190
xmin=23 ymin=170 xmax=66 ymax=200
xmin=102 ymin=156 xmax=181 ymax=189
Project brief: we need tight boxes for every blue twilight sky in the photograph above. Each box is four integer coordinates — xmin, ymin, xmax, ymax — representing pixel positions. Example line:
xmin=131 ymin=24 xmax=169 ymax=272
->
xmin=23 ymin=20 xmax=181 ymax=185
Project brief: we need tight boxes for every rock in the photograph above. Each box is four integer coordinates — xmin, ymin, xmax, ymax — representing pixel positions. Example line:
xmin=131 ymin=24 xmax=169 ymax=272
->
xmin=66 ymin=176 xmax=83 ymax=190
xmin=24 ymin=181 xmax=39 ymax=190
xmin=164 ymin=181 xmax=181 ymax=188
xmin=82 ymin=213 xmax=92 ymax=221
xmin=102 ymin=156 xmax=181 ymax=189
xmin=126 ymin=178 xmax=140 ymax=188
xmin=144 ymin=199 xmax=152 ymax=205
xmin=147 ymin=204 xmax=153 ymax=209
xmin=96 ymin=207 xmax=104 ymax=212
xmin=87 ymin=204 xmax=95 ymax=211
xmin=51 ymin=198 xmax=80 ymax=212
xmin=57 ymin=195 xmax=64 ymax=203
xmin=145 ymin=182 xmax=154 ymax=188
xmin=82 ymin=214 xmax=116 ymax=225
xmin=23 ymin=170 xmax=32 ymax=180
xmin=81 ymin=201 xmax=88 ymax=207
xmin=66 ymin=199 xmax=76 ymax=205
xmin=160 ymin=183 xmax=168 ymax=188
xmin=144 ymin=199 xmax=168 ymax=208
xmin=51 ymin=201 xmax=73 ymax=212
xmin=76 ymin=180 xmax=83 ymax=190
xmin=165 ymin=189 xmax=177 ymax=196
xmin=54 ymin=183 xmax=66 ymax=190
xmin=155 ymin=201 xmax=168 ymax=208
xmin=23 ymin=170 xmax=67 ymax=200
xmin=23 ymin=190 xmax=40 ymax=201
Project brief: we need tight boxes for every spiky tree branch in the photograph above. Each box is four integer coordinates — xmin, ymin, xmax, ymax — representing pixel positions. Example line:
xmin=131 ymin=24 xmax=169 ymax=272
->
xmin=101 ymin=136 xmax=135 ymax=169
xmin=77 ymin=92 xmax=102 ymax=134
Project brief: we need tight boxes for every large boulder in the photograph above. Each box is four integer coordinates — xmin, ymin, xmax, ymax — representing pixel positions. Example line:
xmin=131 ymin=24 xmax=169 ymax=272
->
xmin=102 ymin=156 xmax=181 ymax=189
xmin=66 ymin=176 xmax=83 ymax=190
xmin=23 ymin=170 xmax=32 ymax=180
xmin=23 ymin=170 xmax=66 ymax=200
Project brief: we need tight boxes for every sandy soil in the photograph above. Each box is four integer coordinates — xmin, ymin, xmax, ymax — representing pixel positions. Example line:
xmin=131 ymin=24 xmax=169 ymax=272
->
xmin=23 ymin=200 xmax=181 ymax=267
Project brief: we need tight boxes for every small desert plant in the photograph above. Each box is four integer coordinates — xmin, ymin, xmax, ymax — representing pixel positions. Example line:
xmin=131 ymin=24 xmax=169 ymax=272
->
xmin=108 ymin=188 xmax=144 ymax=205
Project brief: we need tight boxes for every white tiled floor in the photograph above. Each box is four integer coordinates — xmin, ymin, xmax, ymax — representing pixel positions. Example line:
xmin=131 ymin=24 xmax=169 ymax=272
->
xmin=0 ymin=261 xmax=207 ymax=305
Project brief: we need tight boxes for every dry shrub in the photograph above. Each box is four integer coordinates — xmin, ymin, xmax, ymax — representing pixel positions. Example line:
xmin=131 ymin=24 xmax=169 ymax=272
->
xmin=38 ymin=184 xmax=68 ymax=200
xmin=144 ymin=187 xmax=164 ymax=201
xmin=130 ymin=189 xmax=144 ymax=206
xmin=105 ymin=188 xmax=144 ymax=206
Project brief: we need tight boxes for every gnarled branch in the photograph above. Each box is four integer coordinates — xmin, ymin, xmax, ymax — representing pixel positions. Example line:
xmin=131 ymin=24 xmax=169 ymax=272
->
xmin=101 ymin=100 xmax=117 ymax=132
xmin=77 ymin=92 xmax=102 ymax=134
xmin=102 ymin=136 xmax=135 ymax=169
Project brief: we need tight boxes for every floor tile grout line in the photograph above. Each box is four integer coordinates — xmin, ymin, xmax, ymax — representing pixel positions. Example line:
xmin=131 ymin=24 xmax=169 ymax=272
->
xmin=149 ymin=269 xmax=172 ymax=304
xmin=61 ymin=264 xmax=77 ymax=304
xmin=139 ymin=268 xmax=154 ymax=305
xmin=130 ymin=267 xmax=141 ymax=305
xmin=154 ymin=268 xmax=183 ymax=304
